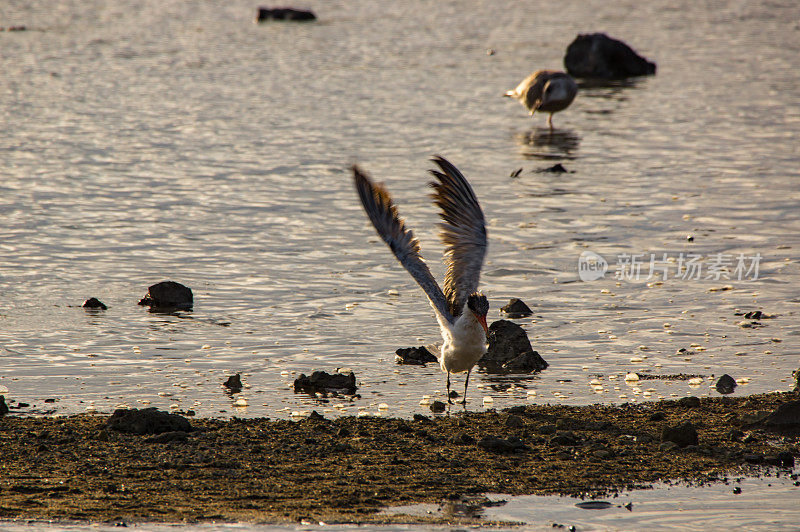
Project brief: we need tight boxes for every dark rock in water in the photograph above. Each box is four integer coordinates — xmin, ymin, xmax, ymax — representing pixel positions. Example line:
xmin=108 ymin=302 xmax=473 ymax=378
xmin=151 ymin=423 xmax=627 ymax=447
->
xmin=144 ymin=431 xmax=190 ymax=444
xmin=564 ymin=33 xmax=656 ymax=78
xmin=82 ymin=297 xmax=107 ymax=310
xmin=0 ymin=395 xmax=8 ymax=417
xmin=715 ymin=374 xmax=737 ymax=395
xmin=430 ymin=401 xmax=446 ymax=413
xmin=293 ymin=370 xmax=357 ymax=396
xmin=107 ymin=408 xmax=192 ymax=435
xmin=479 ymin=320 xmax=548 ymax=373
xmin=449 ymin=390 xmax=460 ymax=399
xmin=395 ymin=345 xmax=437 ymax=365
xmin=256 ymin=7 xmax=316 ymax=22
xmin=477 ymin=435 xmax=528 ymax=453
xmin=743 ymin=310 xmax=772 ymax=320
xmin=500 ymin=298 xmax=533 ymax=318
xmin=223 ymin=374 xmax=243 ymax=393
xmin=138 ymin=281 xmax=193 ymax=310
xmin=308 ymin=410 xmax=325 ymax=421
xmin=757 ymin=400 xmax=800 ymax=435
xmin=541 ymin=163 xmax=568 ymax=173
xmin=661 ymin=422 xmax=698 ymax=447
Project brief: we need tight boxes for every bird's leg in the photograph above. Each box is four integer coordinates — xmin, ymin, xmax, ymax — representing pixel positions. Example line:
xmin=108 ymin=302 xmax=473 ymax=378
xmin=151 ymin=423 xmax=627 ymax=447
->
xmin=547 ymin=113 xmax=554 ymax=130
xmin=460 ymin=369 xmax=472 ymax=406
xmin=447 ymin=371 xmax=453 ymax=404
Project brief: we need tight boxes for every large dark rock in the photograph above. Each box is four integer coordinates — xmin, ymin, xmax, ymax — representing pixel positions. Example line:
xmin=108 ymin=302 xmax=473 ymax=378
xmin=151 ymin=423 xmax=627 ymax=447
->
xmin=661 ymin=422 xmax=698 ymax=447
xmin=478 ymin=320 xmax=548 ymax=373
xmin=82 ymin=297 xmax=107 ymax=310
xmin=0 ymin=395 xmax=8 ymax=417
xmin=256 ymin=7 xmax=316 ymax=22
xmin=564 ymin=33 xmax=656 ymax=79
xmin=138 ymin=281 xmax=193 ymax=310
xmin=715 ymin=374 xmax=737 ymax=395
xmin=107 ymin=408 xmax=192 ymax=435
xmin=395 ymin=345 xmax=438 ymax=365
xmin=757 ymin=401 xmax=800 ymax=435
xmin=500 ymin=298 xmax=533 ymax=318
xmin=294 ymin=370 xmax=357 ymax=396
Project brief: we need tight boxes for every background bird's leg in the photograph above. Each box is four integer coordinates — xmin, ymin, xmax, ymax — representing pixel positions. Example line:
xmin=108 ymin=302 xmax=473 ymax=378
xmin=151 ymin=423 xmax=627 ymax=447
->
xmin=447 ymin=371 xmax=453 ymax=404
xmin=460 ymin=369 xmax=472 ymax=406
xmin=547 ymin=113 xmax=554 ymax=130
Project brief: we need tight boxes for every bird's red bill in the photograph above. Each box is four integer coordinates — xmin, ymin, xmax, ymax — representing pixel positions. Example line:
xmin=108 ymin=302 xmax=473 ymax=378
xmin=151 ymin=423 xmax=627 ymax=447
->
xmin=478 ymin=315 xmax=488 ymax=334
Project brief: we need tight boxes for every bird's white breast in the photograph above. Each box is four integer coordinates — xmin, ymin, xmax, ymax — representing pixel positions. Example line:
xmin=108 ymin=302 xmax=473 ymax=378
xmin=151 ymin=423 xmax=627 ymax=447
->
xmin=438 ymin=312 xmax=488 ymax=374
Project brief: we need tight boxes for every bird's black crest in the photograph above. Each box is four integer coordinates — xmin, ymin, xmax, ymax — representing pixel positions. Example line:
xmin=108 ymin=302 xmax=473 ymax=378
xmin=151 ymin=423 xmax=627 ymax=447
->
xmin=466 ymin=293 xmax=489 ymax=316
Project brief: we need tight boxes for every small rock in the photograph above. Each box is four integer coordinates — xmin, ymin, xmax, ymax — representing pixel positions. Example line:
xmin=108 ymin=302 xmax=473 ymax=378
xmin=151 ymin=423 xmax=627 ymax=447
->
xmin=728 ymin=429 xmax=744 ymax=442
xmin=539 ymin=163 xmax=568 ymax=173
xmin=107 ymin=408 xmax=192 ymax=435
xmin=0 ymin=395 xmax=8 ymax=417
xmin=82 ymin=297 xmax=107 ymax=310
xmin=223 ymin=374 xmax=243 ymax=392
xmin=449 ymin=390 xmax=460 ymax=399
xmin=659 ymin=441 xmax=679 ymax=451
xmin=500 ymin=298 xmax=533 ymax=318
xmin=412 ymin=413 xmax=430 ymax=423
xmin=44 ymin=398 xmax=56 ymax=403
xmin=744 ymin=310 xmax=768 ymax=320
xmin=308 ymin=410 xmax=325 ymax=421
xmin=592 ymin=449 xmax=613 ymax=459
xmin=715 ymin=374 xmax=737 ymax=395
xmin=661 ymin=422 xmax=698 ymax=447
xmin=137 ymin=281 xmax=193 ymax=310
xmin=550 ymin=432 xmax=579 ymax=446
xmin=477 ymin=436 xmax=528 ymax=453
xmin=293 ymin=370 xmax=357 ymax=396
xmin=564 ymin=33 xmax=656 ymax=78
xmin=454 ymin=433 xmax=476 ymax=445
xmin=395 ymin=346 xmax=437 ymax=365
xmin=733 ymin=486 xmax=742 ymax=494
xmin=144 ymin=431 xmax=190 ymax=444
xmin=509 ymin=168 xmax=523 ymax=178
xmin=430 ymin=401 xmax=447 ymax=413
xmin=256 ymin=7 xmax=316 ymax=22
xmin=479 ymin=320 xmax=548 ymax=373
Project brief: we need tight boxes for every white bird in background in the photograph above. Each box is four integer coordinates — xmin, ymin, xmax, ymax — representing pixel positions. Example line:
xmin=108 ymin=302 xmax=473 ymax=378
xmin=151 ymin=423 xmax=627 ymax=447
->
xmin=505 ymin=69 xmax=578 ymax=130
xmin=352 ymin=156 xmax=489 ymax=405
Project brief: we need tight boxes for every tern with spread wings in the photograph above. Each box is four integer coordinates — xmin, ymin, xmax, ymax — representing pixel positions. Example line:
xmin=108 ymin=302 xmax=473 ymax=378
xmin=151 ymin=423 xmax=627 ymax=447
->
xmin=352 ymin=156 xmax=488 ymax=405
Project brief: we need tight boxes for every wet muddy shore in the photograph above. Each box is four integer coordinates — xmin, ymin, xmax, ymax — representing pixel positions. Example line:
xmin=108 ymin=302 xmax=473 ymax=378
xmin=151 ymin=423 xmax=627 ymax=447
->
xmin=1 ymin=392 xmax=798 ymax=526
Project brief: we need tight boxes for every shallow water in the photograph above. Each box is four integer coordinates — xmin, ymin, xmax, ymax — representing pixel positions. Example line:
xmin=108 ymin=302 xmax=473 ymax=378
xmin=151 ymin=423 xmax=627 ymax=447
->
xmin=1 ymin=1 xmax=799 ymax=421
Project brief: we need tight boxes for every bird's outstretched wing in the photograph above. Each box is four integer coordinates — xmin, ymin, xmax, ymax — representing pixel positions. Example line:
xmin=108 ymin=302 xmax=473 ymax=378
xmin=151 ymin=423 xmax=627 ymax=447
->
xmin=428 ymin=156 xmax=487 ymax=318
xmin=352 ymin=165 xmax=455 ymax=324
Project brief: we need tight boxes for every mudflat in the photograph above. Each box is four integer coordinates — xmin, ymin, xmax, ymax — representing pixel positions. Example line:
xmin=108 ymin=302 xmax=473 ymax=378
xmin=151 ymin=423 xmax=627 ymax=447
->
xmin=1 ymin=392 xmax=798 ymax=525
